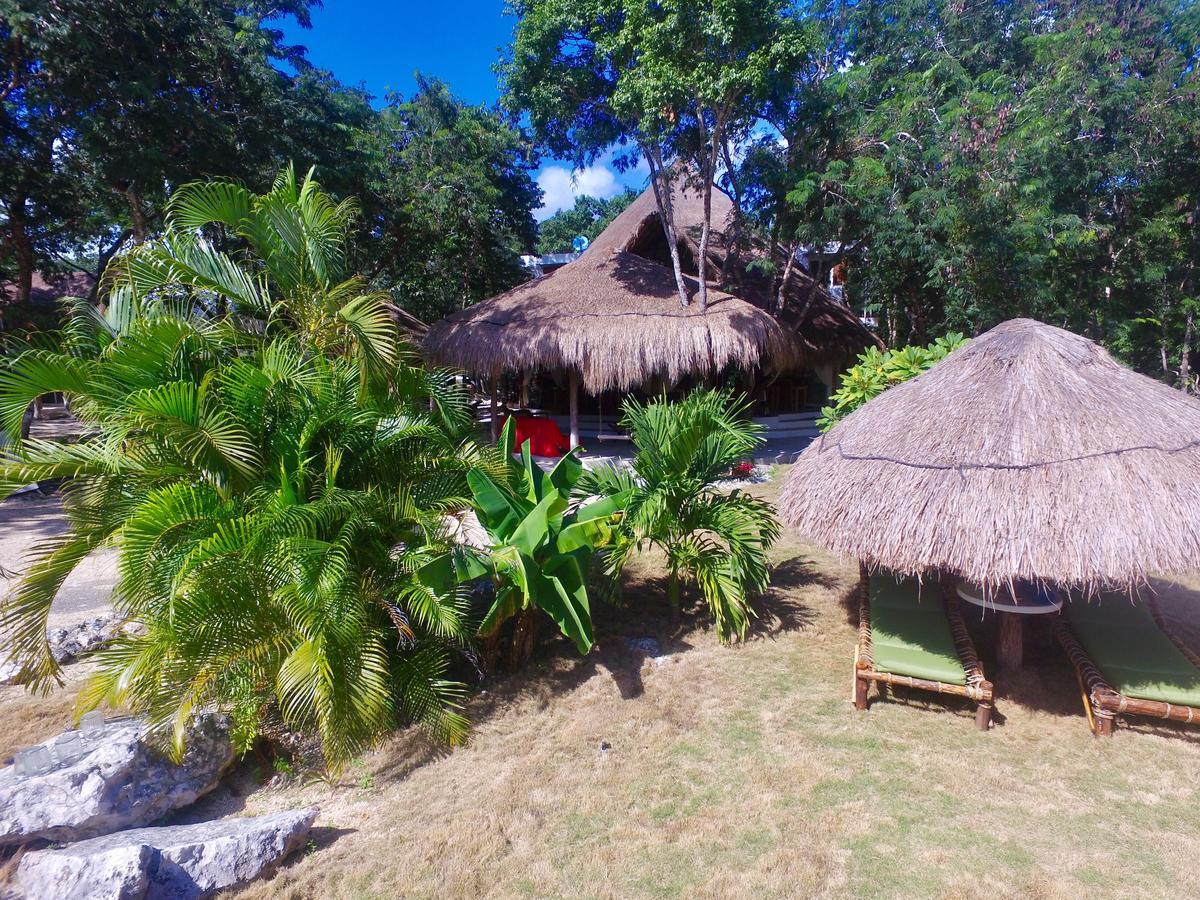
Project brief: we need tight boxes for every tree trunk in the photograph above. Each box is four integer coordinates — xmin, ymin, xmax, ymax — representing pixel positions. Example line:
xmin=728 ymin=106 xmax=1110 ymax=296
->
xmin=481 ymin=632 xmax=502 ymax=676
xmin=644 ymin=145 xmax=690 ymax=308
xmin=507 ymin=607 xmax=539 ymax=669
xmin=697 ymin=194 xmax=711 ymax=312
xmin=1180 ymin=309 xmax=1194 ymax=390
xmin=90 ymin=228 xmax=133 ymax=302
xmin=8 ymin=191 xmax=35 ymax=306
xmin=123 ymin=187 xmax=149 ymax=244
xmin=666 ymin=569 xmax=681 ymax=628
xmin=776 ymin=242 xmax=798 ymax=312
xmin=695 ymin=112 xmax=729 ymax=313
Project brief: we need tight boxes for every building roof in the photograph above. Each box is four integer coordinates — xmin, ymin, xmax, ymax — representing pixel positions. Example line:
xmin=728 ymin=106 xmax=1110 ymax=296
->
xmin=779 ymin=318 xmax=1200 ymax=589
xmin=423 ymin=179 xmax=874 ymax=393
xmin=0 ymin=271 xmax=96 ymax=306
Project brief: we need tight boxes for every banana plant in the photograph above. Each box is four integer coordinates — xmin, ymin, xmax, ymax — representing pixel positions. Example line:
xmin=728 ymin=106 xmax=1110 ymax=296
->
xmin=420 ymin=418 xmax=626 ymax=663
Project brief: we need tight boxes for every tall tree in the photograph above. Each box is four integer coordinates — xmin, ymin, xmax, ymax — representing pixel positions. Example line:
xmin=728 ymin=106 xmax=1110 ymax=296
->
xmin=503 ymin=0 xmax=692 ymax=307
xmin=738 ymin=0 xmax=1200 ymax=377
xmin=625 ymin=1 xmax=810 ymax=310
xmin=505 ymin=1 xmax=810 ymax=310
xmin=359 ymin=76 xmax=540 ymax=324
xmin=0 ymin=0 xmax=372 ymax=306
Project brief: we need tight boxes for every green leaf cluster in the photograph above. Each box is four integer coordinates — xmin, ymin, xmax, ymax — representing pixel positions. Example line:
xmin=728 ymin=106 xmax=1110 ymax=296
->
xmin=0 ymin=171 xmax=484 ymax=771
xmin=818 ymin=333 xmax=968 ymax=431
xmin=424 ymin=418 xmax=628 ymax=656
xmin=581 ymin=389 xmax=779 ymax=642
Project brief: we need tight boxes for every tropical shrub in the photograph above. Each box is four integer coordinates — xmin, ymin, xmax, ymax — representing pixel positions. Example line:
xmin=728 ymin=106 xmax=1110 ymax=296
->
xmin=420 ymin=418 xmax=627 ymax=668
xmin=581 ymin=389 xmax=780 ymax=642
xmin=0 ymin=168 xmax=484 ymax=770
xmin=817 ymin=333 xmax=968 ymax=431
xmin=0 ymin=311 xmax=477 ymax=769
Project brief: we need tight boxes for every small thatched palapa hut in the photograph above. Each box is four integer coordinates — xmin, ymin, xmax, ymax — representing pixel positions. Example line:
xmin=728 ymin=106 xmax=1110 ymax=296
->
xmin=424 ymin=179 xmax=874 ymax=446
xmin=780 ymin=318 xmax=1200 ymax=590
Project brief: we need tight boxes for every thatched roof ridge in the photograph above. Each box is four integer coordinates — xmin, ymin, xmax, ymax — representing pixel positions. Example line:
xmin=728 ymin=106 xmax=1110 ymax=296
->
xmin=423 ymin=178 xmax=873 ymax=392
xmin=779 ymin=318 xmax=1200 ymax=589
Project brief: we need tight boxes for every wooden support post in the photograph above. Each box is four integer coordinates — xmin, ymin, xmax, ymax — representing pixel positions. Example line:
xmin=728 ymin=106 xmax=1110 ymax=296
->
xmin=490 ymin=374 xmax=499 ymax=444
xmin=520 ymin=371 xmax=530 ymax=408
xmin=997 ymin=612 xmax=1023 ymax=670
xmin=976 ymin=702 xmax=993 ymax=732
xmin=1094 ymin=713 xmax=1115 ymax=737
xmin=568 ymin=369 xmax=580 ymax=450
xmin=854 ymin=675 xmax=869 ymax=711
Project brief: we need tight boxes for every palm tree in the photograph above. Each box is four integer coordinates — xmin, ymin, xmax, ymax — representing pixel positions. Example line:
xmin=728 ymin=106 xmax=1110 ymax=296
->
xmin=581 ymin=389 xmax=780 ymax=642
xmin=0 ymin=312 xmax=478 ymax=768
xmin=0 ymin=167 xmax=483 ymax=769
xmin=104 ymin=164 xmax=400 ymax=384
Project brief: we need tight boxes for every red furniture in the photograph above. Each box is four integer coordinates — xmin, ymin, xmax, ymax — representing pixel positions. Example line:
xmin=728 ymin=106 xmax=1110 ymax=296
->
xmin=502 ymin=415 xmax=571 ymax=457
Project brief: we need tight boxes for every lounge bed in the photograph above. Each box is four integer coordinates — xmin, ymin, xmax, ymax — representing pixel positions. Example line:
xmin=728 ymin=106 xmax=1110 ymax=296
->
xmin=854 ymin=565 xmax=994 ymax=730
xmin=1054 ymin=593 xmax=1200 ymax=736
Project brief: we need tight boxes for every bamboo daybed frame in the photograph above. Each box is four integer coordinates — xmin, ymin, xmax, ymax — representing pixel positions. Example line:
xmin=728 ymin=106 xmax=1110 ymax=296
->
xmin=1054 ymin=595 xmax=1200 ymax=737
xmin=853 ymin=564 xmax=995 ymax=731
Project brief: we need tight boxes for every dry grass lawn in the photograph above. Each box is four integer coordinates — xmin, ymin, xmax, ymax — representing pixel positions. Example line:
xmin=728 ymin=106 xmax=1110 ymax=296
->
xmin=5 ymin=473 xmax=1200 ymax=898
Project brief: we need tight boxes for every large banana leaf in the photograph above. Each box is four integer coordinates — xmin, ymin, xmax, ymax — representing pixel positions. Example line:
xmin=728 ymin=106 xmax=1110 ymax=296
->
xmin=467 ymin=467 xmax=530 ymax=536
xmin=509 ymin=487 xmax=565 ymax=556
xmin=539 ymin=550 xmax=594 ymax=654
xmin=556 ymin=515 xmax=616 ymax=555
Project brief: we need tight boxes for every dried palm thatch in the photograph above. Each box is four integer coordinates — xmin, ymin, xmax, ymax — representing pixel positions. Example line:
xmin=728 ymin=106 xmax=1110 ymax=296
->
xmin=780 ymin=318 xmax=1200 ymax=589
xmin=423 ymin=180 xmax=871 ymax=393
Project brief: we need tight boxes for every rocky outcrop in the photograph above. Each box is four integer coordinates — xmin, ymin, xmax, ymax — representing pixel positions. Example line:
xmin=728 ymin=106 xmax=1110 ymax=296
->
xmin=46 ymin=613 xmax=128 ymax=663
xmin=14 ymin=807 xmax=318 ymax=899
xmin=0 ymin=714 xmax=233 ymax=846
xmin=1 ymin=614 xmax=140 ymax=684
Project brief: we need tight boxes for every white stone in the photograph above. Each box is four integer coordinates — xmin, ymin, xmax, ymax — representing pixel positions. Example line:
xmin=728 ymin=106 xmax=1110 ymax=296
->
xmin=0 ymin=713 xmax=233 ymax=846
xmin=15 ymin=808 xmax=318 ymax=899
xmin=0 ymin=659 xmax=23 ymax=685
xmin=46 ymin=612 xmax=126 ymax=663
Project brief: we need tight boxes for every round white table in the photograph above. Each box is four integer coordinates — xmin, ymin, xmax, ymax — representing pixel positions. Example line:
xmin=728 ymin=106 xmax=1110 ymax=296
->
xmin=956 ymin=581 xmax=1062 ymax=670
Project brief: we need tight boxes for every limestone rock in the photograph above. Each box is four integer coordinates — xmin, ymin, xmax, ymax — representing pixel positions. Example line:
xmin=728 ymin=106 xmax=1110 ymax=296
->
xmin=0 ymin=714 xmax=233 ymax=846
xmin=46 ymin=612 xmax=126 ymax=664
xmin=15 ymin=808 xmax=318 ymax=899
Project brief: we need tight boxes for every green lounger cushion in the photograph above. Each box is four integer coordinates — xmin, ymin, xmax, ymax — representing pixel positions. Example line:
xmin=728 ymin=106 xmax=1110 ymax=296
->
xmin=869 ymin=576 xmax=966 ymax=686
xmin=1067 ymin=596 xmax=1200 ymax=708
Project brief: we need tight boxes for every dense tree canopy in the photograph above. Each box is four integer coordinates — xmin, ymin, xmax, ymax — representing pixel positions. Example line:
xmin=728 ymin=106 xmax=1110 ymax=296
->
xmin=0 ymin=0 xmax=375 ymax=302
xmin=504 ymin=0 xmax=1200 ymax=386
xmin=359 ymin=76 xmax=540 ymax=325
xmin=503 ymin=0 xmax=808 ymax=309
xmin=0 ymin=3 xmax=539 ymax=327
xmin=734 ymin=0 xmax=1200 ymax=383
xmin=3 ymin=0 xmax=1198 ymax=384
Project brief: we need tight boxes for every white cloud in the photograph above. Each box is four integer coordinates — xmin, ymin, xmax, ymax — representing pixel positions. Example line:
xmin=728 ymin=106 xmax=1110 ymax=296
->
xmin=534 ymin=165 xmax=620 ymax=221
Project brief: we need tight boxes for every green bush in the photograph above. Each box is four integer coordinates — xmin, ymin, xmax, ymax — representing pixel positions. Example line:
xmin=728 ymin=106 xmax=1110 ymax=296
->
xmin=0 ymin=169 xmax=480 ymax=771
xmin=581 ymin=389 xmax=780 ymax=642
xmin=818 ymin=333 xmax=968 ymax=431
xmin=419 ymin=417 xmax=627 ymax=668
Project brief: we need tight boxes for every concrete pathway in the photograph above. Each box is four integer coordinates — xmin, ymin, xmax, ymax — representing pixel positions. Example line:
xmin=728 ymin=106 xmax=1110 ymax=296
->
xmin=0 ymin=491 xmax=118 ymax=630
xmin=2 ymin=405 xmax=116 ymax=632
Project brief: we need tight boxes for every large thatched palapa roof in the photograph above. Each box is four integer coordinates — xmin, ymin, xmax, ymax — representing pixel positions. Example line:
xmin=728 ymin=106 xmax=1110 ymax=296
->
xmin=423 ymin=180 xmax=872 ymax=393
xmin=780 ymin=319 xmax=1200 ymax=589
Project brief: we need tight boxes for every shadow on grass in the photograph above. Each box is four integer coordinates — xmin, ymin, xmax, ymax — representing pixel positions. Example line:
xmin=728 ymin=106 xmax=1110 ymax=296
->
xmin=749 ymin=556 xmax=825 ymax=640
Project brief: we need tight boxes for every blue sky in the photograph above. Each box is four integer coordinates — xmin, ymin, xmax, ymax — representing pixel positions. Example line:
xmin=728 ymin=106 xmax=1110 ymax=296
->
xmin=279 ymin=0 xmax=647 ymax=219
